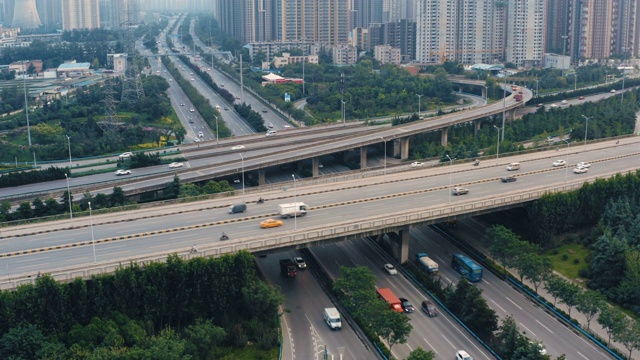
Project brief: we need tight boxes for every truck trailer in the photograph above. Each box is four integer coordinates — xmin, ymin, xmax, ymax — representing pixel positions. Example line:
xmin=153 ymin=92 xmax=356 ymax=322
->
xmin=416 ymin=253 xmax=439 ymax=275
xmin=377 ymin=288 xmax=403 ymax=313
xmin=279 ymin=259 xmax=297 ymax=277
xmin=278 ymin=202 xmax=308 ymax=218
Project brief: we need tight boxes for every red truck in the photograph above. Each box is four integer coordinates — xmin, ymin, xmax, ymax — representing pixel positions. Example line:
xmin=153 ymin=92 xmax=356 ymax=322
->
xmin=514 ymin=94 xmax=523 ymax=101
xmin=377 ymin=288 xmax=403 ymax=313
xmin=279 ymin=259 xmax=297 ymax=278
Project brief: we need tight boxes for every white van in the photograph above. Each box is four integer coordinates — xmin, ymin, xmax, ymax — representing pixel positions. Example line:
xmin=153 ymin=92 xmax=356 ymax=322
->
xmin=266 ymin=129 xmax=277 ymax=137
xmin=506 ymin=162 xmax=520 ymax=171
xmin=323 ymin=308 xmax=341 ymax=330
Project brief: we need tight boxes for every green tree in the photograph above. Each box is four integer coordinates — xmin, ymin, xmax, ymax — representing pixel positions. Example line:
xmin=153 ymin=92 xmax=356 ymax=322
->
xmin=558 ymin=281 xmax=581 ymax=317
xmin=544 ymin=275 xmax=567 ymax=306
xmin=0 ymin=324 xmax=46 ymax=359
xmin=588 ymin=232 xmax=628 ymax=292
xmin=333 ymin=266 xmax=377 ymax=313
xmin=575 ymin=290 xmax=604 ymax=331
xmin=406 ymin=347 xmax=435 ymax=360
xmin=376 ymin=309 xmax=412 ymax=359
xmin=163 ymin=175 xmax=181 ymax=199
xmin=495 ymin=315 xmax=527 ymax=359
xmin=597 ymin=306 xmax=626 ymax=345
xmin=517 ymin=253 xmax=552 ymax=293
xmin=183 ymin=318 xmax=226 ymax=360
xmin=445 ymin=279 xmax=498 ymax=341
xmin=613 ymin=317 xmax=640 ymax=360
xmin=109 ymin=186 xmax=127 ymax=206
xmin=487 ymin=225 xmax=522 ymax=269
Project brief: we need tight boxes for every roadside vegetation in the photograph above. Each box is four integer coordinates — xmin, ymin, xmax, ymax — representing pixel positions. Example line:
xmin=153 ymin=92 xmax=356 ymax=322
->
xmin=0 ymin=252 xmax=282 ymax=359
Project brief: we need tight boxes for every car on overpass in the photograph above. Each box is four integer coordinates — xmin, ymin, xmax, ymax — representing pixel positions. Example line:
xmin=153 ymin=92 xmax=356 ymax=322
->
xmin=501 ymin=176 xmax=517 ymax=183
xmin=115 ymin=169 xmax=131 ymax=176
xmin=260 ymin=219 xmax=283 ymax=229
xmin=452 ymin=187 xmax=469 ymax=195
xmin=552 ymin=159 xmax=566 ymax=167
xmin=573 ymin=167 xmax=588 ymax=174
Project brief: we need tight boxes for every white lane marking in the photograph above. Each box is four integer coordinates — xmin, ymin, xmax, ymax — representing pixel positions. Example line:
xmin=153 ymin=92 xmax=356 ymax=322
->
xmin=16 ymin=256 xmax=48 ymax=263
xmin=423 ymin=338 xmax=437 ymax=353
xmin=577 ymin=351 xmax=589 ymax=359
xmin=490 ymin=299 xmax=507 ymax=313
xmin=535 ymin=320 xmax=554 ymax=334
xmin=441 ymin=334 xmax=456 ymax=349
xmin=519 ymin=322 xmax=537 ymax=338
xmin=505 ymin=297 xmax=523 ymax=310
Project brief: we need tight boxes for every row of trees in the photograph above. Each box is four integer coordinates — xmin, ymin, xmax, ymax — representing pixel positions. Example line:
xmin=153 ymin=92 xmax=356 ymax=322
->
xmin=234 ymin=103 xmax=268 ymax=132
xmin=0 ymin=252 xmax=282 ymax=358
xmin=0 ymin=176 xmax=234 ymax=223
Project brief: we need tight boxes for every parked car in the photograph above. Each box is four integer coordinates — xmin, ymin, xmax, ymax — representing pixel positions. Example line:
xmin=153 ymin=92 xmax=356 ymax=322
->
xmin=501 ymin=176 xmax=517 ymax=183
xmin=552 ymin=159 xmax=566 ymax=167
xmin=452 ymin=187 xmax=469 ymax=195
xmin=260 ymin=219 xmax=283 ymax=229
xmin=115 ymin=169 xmax=131 ymax=176
xmin=384 ymin=263 xmax=398 ymax=275
xmin=399 ymin=298 xmax=415 ymax=313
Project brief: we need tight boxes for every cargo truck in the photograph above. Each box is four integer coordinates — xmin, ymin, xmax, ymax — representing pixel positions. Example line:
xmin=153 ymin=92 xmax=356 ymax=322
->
xmin=279 ymin=259 xmax=297 ymax=277
xmin=377 ymin=288 xmax=403 ymax=313
xmin=416 ymin=253 xmax=439 ymax=275
xmin=278 ymin=202 xmax=308 ymax=218
xmin=323 ymin=308 xmax=342 ymax=330
xmin=513 ymin=93 xmax=523 ymax=101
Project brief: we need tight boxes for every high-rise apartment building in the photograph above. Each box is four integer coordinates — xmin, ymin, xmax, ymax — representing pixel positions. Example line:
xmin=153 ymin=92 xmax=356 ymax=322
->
xmin=613 ymin=0 xmax=639 ymax=57
xmin=574 ymin=0 xmax=614 ymax=59
xmin=62 ymin=0 xmax=100 ymax=30
xmin=505 ymin=0 xmax=545 ymax=67
xmin=367 ymin=20 xmax=416 ymax=62
xmin=36 ymin=0 xmax=62 ymax=30
xmin=352 ymin=0 xmax=383 ymax=28
xmin=546 ymin=0 xmax=571 ymax=54
xmin=100 ymin=0 xmax=139 ymax=29
xmin=281 ymin=0 xmax=350 ymax=45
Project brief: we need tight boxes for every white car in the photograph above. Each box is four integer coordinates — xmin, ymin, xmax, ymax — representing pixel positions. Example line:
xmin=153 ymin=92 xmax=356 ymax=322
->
xmin=119 ymin=152 xmax=133 ymax=159
xmin=552 ymin=159 xmax=566 ymax=167
xmin=576 ymin=162 xmax=591 ymax=168
xmin=452 ymin=187 xmax=469 ymax=196
xmin=198 ymin=131 xmax=204 ymax=138
xmin=294 ymin=257 xmax=307 ymax=269
xmin=115 ymin=169 xmax=131 ymax=176
xmin=168 ymin=162 xmax=184 ymax=168
xmin=190 ymin=109 xmax=195 ymax=112
xmin=573 ymin=167 xmax=588 ymax=174
xmin=411 ymin=162 xmax=424 ymax=167
xmin=180 ymin=103 xmax=185 ymax=106
xmin=384 ymin=264 xmax=398 ymax=275
xmin=190 ymin=78 xmax=194 ymax=81
xmin=231 ymin=145 xmax=245 ymax=150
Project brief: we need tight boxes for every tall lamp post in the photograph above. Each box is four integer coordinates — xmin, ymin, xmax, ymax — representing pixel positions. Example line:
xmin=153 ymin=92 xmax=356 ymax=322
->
xmin=446 ymin=155 xmax=454 ymax=204
xmin=380 ymin=136 xmax=387 ymax=176
xmin=66 ymin=135 xmax=72 ymax=170
xmin=23 ymin=72 xmax=32 ymax=146
xmin=581 ymin=115 xmax=592 ymax=147
xmin=572 ymin=73 xmax=577 ymax=91
xmin=501 ymin=76 xmax=506 ymax=140
xmin=416 ymin=94 xmax=422 ymax=117
xmin=482 ymin=85 xmax=488 ymax=102
xmin=64 ymin=173 xmax=72 ymax=219
xmin=621 ymin=75 xmax=626 ymax=107
xmin=213 ymin=115 xmax=219 ymax=144
xmin=239 ymin=153 xmax=245 ymax=197
xmin=494 ymin=125 xmax=501 ymax=163
xmin=88 ymin=202 xmax=97 ymax=263
xmin=341 ymin=97 xmax=347 ymax=127
xmin=534 ymin=79 xmax=539 ymax=97
xmin=292 ymin=174 xmax=297 ymax=230
xmin=563 ymin=139 xmax=570 ymax=182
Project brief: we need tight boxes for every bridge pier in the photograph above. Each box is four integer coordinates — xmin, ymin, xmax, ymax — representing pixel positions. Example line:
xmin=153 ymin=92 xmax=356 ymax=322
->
xmin=312 ymin=157 xmax=320 ymax=177
xmin=387 ymin=227 xmax=410 ymax=263
xmin=360 ymin=146 xmax=367 ymax=169
xmin=481 ymin=87 xmax=486 ymax=99
xmin=441 ymin=127 xmax=449 ymax=147
xmin=258 ymin=169 xmax=266 ymax=185
xmin=393 ymin=138 xmax=409 ymax=160
xmin=474 ymin=119 xmax=482 ymax=136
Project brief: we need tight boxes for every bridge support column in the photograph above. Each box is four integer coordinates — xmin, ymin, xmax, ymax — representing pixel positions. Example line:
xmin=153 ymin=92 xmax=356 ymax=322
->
xmin=481 ymin=87 xmax=486 ymax=99
xmin=258 ymin=169 xmax=266 ymax=185
xmin=360 ymin=146 xmax=367 ymax=169
xmin=474 ymin=119 xmax=482 ymax=136
xmin=392 ymin=227 xmax=410 ymax=263
xmin=441 ymin=127 xmax=449 ymax=147
xmin=394 ymin=138 xmax=409 ymax=160
xmin=312 ymin=157 xmax=320 ymax=177
xmin=509 ymin=108 xmax=517 ymax=121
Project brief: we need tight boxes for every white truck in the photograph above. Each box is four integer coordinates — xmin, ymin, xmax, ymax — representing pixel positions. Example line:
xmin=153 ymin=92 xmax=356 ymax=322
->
xmin=416 ymin=253 xmax=439 ymax=275
xmin=278 ymin=202 xmax=308 ymax=218
xmin=323 ymin=307 xmax=341 ymax=330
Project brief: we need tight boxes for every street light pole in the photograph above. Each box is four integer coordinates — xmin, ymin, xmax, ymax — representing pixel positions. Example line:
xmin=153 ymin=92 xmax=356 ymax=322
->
xmin=502 ymin=76 xmax=506 ymax=140
xmin=482 ymin=85 xmax=488 ymax=102
xmin=292 ymin=174 xmax=297 ymax=230
xmin=23 ymin=72 xmax=32 ymax=146
xmin=573 ymin=73 xmax=577 ymax=91
xmin=239 ymin=153 xmax=245 ymax=197
xmin=341 ymin=97 xmax=347 ymax=127
xmin=416 ymin=94 xmax=422 ymax=117
xmin=446 ymin=155 xmax=454 ymax=204
xmin=535 ymin=79 xmax=539 ymax=97
xmin=88 ymin=202 xmax=97 ymax=263
xmin=563 ymin=139 xmax=570 ymax=182
xmin=494 ymin=125 xmax=501 ymax=163
xmin=581 ymin=115 xmax=592 ymax=147
xmin=214 ymin=115 xmax=219 ymax=144
xmin=380 ymin=136 xmax=386 ymax=176
xmin=64 ymin=173 xmax=72 ymax=219
xmin=66 ymin=135 xmax=72 ymax=170
xmin=621 ymin=75 xmax=626 ymax=107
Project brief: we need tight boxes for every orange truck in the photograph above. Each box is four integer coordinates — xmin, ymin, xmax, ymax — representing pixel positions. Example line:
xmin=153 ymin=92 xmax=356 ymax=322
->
xmin=377 ymin=288 xmax=403 ymax=313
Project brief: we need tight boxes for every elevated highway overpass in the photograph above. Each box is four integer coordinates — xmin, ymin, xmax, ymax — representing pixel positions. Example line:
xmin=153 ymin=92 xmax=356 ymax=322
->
xmin=1 ymin=136 xmax=636 ymax=288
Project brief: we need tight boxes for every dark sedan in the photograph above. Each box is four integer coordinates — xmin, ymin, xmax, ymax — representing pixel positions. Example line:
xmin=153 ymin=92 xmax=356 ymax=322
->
xmin=399 ymin=298 xmax=415 ymax=313
xmin=501 ymin=176 xmax=517 ymax=183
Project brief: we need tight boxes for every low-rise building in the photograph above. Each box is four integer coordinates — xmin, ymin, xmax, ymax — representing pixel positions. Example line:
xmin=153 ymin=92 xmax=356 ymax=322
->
xmin=272 ymin=53 xmax=319 ymax=68
xmin=374 ymin=45 xmax=401 ymax=65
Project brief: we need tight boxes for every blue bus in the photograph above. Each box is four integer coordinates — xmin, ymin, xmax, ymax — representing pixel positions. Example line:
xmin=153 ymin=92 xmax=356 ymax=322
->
xmin=451 ymin=254 xmax=483 ymax=282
